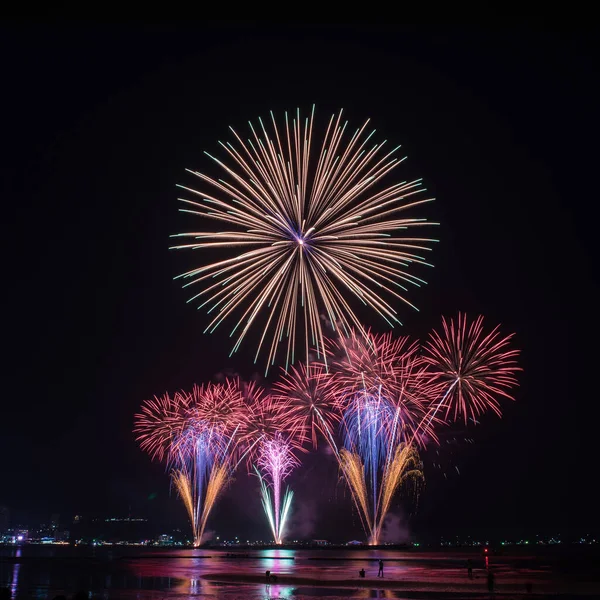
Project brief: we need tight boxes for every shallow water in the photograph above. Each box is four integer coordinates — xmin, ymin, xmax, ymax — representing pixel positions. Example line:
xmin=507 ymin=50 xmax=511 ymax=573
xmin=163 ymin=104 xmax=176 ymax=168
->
xmin=1 ymin=546 xmax=598 ymax=598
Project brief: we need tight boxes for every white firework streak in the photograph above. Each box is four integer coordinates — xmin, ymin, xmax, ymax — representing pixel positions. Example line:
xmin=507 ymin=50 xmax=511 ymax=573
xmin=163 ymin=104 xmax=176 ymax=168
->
xmin=171 ymin=106 xmax=437 ymax=371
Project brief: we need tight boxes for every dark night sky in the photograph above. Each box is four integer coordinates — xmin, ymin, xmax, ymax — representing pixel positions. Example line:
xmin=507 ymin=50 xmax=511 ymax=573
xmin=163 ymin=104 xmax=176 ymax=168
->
xmin=1 ymin=24 xmax=598 ymax=541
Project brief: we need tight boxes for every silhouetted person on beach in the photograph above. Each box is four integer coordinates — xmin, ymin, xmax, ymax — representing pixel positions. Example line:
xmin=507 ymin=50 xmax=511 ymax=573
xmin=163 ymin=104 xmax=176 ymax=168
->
xmin=378 ymin=559 xmax=384 ymax=577
xmin=467 ymin=558 xmax=473 ymax=579
xmin=359 ymin=568 xmax=365 ymax=578
xmin=487 ymin=569 xmax=495 ymax=593
xmin=265 ymin=570 xmax=271 ymax=581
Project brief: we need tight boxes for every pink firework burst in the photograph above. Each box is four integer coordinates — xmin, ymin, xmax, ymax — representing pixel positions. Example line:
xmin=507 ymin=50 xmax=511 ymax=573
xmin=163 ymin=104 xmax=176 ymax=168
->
xmin=256 ymin=433 xmax=301 ymax=482
xmin=422 ymin=313 xmax=521 ymax=423
xmin=328 ymin=329 xmax=419 ymax=399
xmin=272 ymin=362 xmax=340 ymax=449
xmin=133 ymin=391 xmax=188 ymax=462
xmin=183 ymin=380 xmax=245 ymax=433
xmin=239 ymin=382 xmax=305 ymax=455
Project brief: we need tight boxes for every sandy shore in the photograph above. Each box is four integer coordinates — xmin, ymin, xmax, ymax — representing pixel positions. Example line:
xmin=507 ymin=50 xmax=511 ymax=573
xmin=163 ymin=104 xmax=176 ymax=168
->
xmin=200 ymin=572 xmax=599 ymax=596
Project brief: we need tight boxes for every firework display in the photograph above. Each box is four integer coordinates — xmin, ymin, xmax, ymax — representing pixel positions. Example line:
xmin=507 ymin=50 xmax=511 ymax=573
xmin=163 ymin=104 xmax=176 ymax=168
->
xmin=272 ymin=362 xmax=340 ymax=450
xmin=241 ymin=387 xmax=305 ymax=544
xmin=324 ymin=331 xmax=431 ymax=544
xmin=255 ymin=436 xmax=299 ymax=544
xmin=135 ymin=314 xmax=519 ymax=546
xmin=422 ymin=314 xmax=521 ymax=423
xmin=134 ymin=381 xmax=246 ymax=546
xmin=321 ymin=316 xmax=518 ymax=544
xmin=170 ymin=107 xmax=436 ymax=371
xmin=134 ymin=108 xmax=521 ymax=547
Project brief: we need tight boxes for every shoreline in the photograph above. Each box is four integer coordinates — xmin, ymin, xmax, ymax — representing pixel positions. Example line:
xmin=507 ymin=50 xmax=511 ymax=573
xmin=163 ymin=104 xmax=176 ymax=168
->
xmin=200 ymin=572 xmax=598 ymax=596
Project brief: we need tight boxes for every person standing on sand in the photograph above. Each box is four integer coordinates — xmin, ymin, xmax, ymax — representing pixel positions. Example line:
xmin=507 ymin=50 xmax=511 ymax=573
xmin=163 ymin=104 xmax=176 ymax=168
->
xmin=487 ymin=569 xmax=495 ymax=593
xmin=467 ymin=558 xmax=473 ymax=579
xmin=378 ymin=559 xmax=384 ymax=577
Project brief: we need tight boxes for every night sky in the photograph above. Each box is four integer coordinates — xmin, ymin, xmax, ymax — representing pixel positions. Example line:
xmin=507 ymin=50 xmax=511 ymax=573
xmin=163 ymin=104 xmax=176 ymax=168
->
xmin=2 ymin=24 xmax=598 ymax=542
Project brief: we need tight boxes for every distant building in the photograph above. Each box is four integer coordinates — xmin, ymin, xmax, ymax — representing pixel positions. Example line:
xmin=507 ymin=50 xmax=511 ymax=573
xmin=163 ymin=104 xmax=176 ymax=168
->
xmin=14 ymin=529 xmax=29 ymax=543
xmin=0 ymin=506 xmax=9 ymax=534
xmin=158 ymin=534 xmax=174 ymax=545
xmin=54 ymin=529 xmax=70 ymax=542
xmin=71 ymin=516 xmax=151 ymax=544
xmin=346 ymin=540 xmax=363 ymax=546
xmin=51 ymin=513 xmax=60 ymax=532
xmin=313 ymin=539 xmax=329 ymax=546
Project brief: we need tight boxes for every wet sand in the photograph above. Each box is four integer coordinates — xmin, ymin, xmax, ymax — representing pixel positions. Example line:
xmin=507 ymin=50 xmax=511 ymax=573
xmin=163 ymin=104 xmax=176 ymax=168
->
xmin=201 ymin=570 xmax=599 ymax=596
xmin=2 ymin=546 xmax=600 ymax=598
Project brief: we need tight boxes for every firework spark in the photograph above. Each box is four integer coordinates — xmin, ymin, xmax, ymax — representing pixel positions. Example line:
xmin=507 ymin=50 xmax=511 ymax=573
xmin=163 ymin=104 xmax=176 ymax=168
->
xmin=272 ymin=362 xmax=341 ymax=450
xmin=330 ymin=330 xmax=432 ymax=544
xmin=338 ymin=449 xmax=372 ymax=534
xmin=240 ymin=389 xmax=304 ymax=544
xmin=134 ymin=381 xmax=244 ymax=546
xmin=338 ymin=385 xmax=426 ymax=545
xmin=256 ymin=434 xmax=300 ymax=544
xmin=328 ymin=330 xmax=420 ymax=395
xmin=238 ymin=382 xmax=304 ymax=449
xmin=171 ymin=107 xmax=437 ymax=371
xmin=327 ymin=321 xmax=519 ymax=544
xmin=422 ymin=313 xmax=521 ymax=423
xmin=134 ymin=392 xmax=187 ymax=462
xmin=373 ymin=443 xmax=422 ymax=546
xmin=134 ymin=316 xmax=520 ymax=547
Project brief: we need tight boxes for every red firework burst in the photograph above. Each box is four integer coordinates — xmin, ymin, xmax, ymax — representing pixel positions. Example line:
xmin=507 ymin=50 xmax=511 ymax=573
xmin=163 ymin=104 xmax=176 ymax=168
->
xmin=183 ymin=380 xmax=245 ymax=433
xmin=239 ymin=381 xmax=305 ymax=459
xmin=327 ymin=329 xmax=420 ymax=399
xmin=422 ymin=313 xmax=521 ymax=423
xmin=272 ymin=362 xmax=341 ymax=449
xmin=133 ymin=391 xmax=189 ymax=462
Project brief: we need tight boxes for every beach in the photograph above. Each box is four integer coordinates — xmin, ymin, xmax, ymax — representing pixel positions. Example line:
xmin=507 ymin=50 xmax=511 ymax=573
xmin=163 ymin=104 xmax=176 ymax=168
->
xmin=2 ymin=546 xmax=599 ymax=598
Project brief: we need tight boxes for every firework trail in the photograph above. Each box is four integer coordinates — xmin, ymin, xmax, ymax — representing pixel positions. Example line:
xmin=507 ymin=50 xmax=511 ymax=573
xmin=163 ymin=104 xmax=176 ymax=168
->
xmin=373 ymin=443 xmax=422 ymax=545
xmin=134 ymin=381 xmax=245 ymax=546
xmin=329 ymin=330 xmax=418 ymax=395
xmin=134 ymin=392 xmax=186 ymax=462
xmin=171 ymin=107 xmax=437 ymax=371
xmin=237 ymin=380 xmax=303 ymax=447
xmin=272 ymin=331 xmax=429 ymax=545
xmin=240 ymin=388 xmax=305 ymax=544
xmin=422 ymin=313 xmax=521 ymax=424
xmin=332 ymin=330 xmax=430 ymax=513
xmin=336 ymin=378 xmax=427 ymax=544
xmin=330 ymin=330 xmax=438 ymax=447
xmin=272 ymin=362 xmax=341 ymax=451
xmin=327 ymin=322 xmax=519 ymax=544
xmin=256 ymin=435 xmax=299 ymax=544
